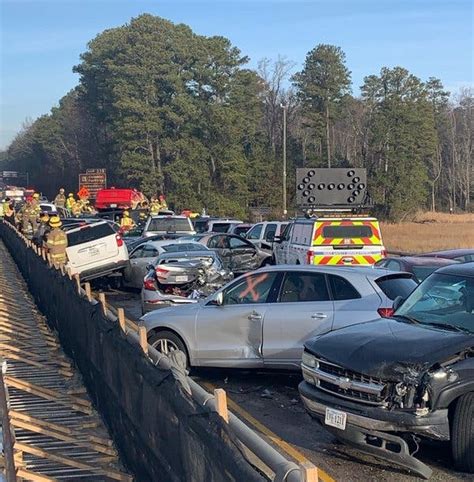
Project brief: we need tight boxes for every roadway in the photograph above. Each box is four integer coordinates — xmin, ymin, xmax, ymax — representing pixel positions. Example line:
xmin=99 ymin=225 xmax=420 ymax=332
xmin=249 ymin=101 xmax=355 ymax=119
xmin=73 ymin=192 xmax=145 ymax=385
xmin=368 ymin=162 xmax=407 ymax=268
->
xmin=104 ymin=287 xmax=470 ymax=482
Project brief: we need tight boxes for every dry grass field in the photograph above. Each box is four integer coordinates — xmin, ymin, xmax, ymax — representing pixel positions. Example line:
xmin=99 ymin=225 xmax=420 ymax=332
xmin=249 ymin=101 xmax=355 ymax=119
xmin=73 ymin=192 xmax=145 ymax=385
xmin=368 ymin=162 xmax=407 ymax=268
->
xmin=381 ymin=212 xmax=474 ymax=254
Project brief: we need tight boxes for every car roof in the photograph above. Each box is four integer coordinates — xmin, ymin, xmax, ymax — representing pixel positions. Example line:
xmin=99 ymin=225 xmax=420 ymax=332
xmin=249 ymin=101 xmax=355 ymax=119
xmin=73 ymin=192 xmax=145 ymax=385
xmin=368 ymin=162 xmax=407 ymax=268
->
xmin=149 ymin=215 xmax=189 ymax=219
xmin=420 ymin=248 xmax=474 ymax=257
xmin=385 ymin=256 xmax=459 ymax=266
xmin=253 ymin=264 xmax=413 ymax=279
xmin=157 ymin=250 xmax=216 ymax=259
xmin=144 ymin=240 xmax=205 ymax=249
xmin=433 ymin=261 xmax=474 ymax=277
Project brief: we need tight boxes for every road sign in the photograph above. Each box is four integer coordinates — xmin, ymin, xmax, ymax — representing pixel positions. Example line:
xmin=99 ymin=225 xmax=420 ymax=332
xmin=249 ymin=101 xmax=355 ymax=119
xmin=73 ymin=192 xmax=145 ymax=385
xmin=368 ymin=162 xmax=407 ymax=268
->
xmin=296 ymin=168 xmax=368 ymax=208
xmin=78 ymin=169 xmax=107 ymax=199
xmin=2 ymin=171 xmax=18 ymax=178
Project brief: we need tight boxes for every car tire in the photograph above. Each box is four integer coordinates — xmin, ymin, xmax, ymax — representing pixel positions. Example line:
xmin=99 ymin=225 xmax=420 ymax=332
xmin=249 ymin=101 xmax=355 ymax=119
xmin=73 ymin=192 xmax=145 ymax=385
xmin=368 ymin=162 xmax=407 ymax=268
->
xmin=451 ymin=392 xmax=474 ymax=473
xmin=148 ymin=330 xmax=190 ymax=368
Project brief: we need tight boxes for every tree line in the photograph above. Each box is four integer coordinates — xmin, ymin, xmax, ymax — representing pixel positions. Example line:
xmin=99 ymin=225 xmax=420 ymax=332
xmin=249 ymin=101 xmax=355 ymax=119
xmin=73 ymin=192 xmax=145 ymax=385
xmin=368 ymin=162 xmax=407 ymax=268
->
xmin=2 ymin=14 xmax=472 ymax=220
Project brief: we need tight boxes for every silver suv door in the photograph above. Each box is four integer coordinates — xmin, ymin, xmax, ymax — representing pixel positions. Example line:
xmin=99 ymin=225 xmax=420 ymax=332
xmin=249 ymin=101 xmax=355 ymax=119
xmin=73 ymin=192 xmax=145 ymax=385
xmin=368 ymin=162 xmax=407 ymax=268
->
xmin=262 ymin=271 xmax=334 ymax=368
xmin=195 ymin=272 xmax=279 ymax=367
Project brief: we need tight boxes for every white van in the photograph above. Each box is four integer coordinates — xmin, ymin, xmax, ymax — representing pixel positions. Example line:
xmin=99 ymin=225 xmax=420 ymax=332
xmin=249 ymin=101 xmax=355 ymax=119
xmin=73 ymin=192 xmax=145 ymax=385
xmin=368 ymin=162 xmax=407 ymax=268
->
xmin=245 ymin=221 xmax=288 ymax=252
xmin=273 ymin=216 xmax=386 ymax=266
xmin=65 ymin=221 xmax=129 ymax=280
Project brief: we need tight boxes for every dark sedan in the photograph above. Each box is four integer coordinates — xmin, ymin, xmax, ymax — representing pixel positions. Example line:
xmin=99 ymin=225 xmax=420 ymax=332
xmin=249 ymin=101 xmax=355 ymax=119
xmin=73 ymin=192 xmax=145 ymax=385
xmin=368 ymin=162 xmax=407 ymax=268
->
xmin=418 ymin=249 xmax=474 ymax=263
xmin=375 ymin=256 xmax=458 ymax=282
xmin=181 ymin=233 xmax=272 ymax=274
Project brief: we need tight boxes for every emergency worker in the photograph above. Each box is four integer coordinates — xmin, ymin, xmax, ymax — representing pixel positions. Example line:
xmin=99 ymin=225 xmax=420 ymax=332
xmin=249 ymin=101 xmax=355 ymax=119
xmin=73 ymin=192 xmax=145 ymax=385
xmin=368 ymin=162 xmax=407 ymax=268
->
xmin=66 ymin=193 xmax=75 ymax=210
xmin=120 ymin=211 xmax=135 ymax=231
xmin=3 ymin=202 xmax=15 ymax=225
xmin=150 ymin=198 xmax=161 ymax=215
xmin=54 ymin=188 xmax=66 ymax=208
xmin=71 ymin=200 xmax=83 ymax=217
xmin=46 ymin=216 xmax=68 ymax=269
xmin=33 ymin=212 xmax=51 ymax=247
xmin=158 ymin=195 xmax=168 ymax=211
xmin=21 ymin=197 xmax=40 ymax=233
xmin=137 ymin=211 xmax=148 ymax=228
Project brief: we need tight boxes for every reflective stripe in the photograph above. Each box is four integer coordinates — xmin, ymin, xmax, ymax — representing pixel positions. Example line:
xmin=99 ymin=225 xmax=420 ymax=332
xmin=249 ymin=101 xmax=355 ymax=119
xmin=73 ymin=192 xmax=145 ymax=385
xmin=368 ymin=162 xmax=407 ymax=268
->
xmin=312 ymin=253 xmax=384 ymax=266
xmin=48 ymin=240 xmax=67 ymax=246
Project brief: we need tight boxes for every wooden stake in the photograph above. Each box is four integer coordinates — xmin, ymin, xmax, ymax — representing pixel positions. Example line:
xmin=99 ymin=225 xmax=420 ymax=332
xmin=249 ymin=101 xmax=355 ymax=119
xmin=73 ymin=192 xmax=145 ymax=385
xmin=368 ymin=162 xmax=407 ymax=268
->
xmin=84 ymin=283 xmax=92 ymax=302
xmin=214 ymin=389 xmax=229 ymax=423
xmin=67 ymin=268 xmax=72 ymax=280
xmin=299 ymin=461 xmax=318 ymax=482
xmin=117 ymin=308 xmax=126 ymax=333
xmin=41 ymin=248 xmax=47 ymax=261
xmin=138 ymin=326 xmax=148 ymax=355
xmin=47 ymin=253 xmax=53 ymax=268
xmin=74 ymin=274 xmax=81 ymax=294
xmin=98 ymin=293 xmax=107 ymax=316
xmin=60 ymin=265 xmax=65 ymax=276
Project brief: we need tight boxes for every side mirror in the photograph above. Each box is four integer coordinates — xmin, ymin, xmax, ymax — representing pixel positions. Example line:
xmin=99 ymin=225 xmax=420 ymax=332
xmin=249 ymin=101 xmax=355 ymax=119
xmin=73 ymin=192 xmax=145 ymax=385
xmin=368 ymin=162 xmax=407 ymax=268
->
xmin=208 ymin=291 xmax=224 ymax=306
xmin=392 ymin=296 xmax=405 ymax=312
xmin=273 ymin=236 xmax=282 ymax=243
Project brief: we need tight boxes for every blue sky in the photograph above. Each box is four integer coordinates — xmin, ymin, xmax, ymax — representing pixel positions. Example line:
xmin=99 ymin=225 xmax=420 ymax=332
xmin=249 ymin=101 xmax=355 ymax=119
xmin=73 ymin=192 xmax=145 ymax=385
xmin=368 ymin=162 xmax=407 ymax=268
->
xmin=1 ymin=0 xmax=472 ymax=149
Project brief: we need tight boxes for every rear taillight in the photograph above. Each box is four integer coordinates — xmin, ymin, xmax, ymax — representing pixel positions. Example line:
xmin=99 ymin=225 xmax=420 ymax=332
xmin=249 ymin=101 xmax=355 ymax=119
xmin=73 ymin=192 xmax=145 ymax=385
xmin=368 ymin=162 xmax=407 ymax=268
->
xmin=155 ymin=267 xmax=169 ymax=279
xmin=306 ymin=250 xmax=314 ymax=264
xmin=378 ymin=307 xmax=394 ymax=318
xmin=381 ymin=249 xmax=387 ymax=258
xmin=143 ymin=279 xmax=156 ymax=291
xmin=115 ymin=234 xmax=123 ymax=247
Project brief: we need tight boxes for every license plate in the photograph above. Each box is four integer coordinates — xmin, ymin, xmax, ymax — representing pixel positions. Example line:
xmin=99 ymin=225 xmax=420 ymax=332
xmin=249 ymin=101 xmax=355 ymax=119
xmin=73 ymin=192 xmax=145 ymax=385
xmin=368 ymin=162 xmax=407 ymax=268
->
xmin=175 ymin=275 xmax=188 ymax=282
xmin=325 ymin=407 xmax=347 ymax=430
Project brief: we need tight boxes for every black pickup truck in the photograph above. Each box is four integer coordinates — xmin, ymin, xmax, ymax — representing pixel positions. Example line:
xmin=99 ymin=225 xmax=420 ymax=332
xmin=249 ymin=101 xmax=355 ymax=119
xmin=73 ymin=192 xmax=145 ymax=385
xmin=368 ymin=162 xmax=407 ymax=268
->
xmin=299 ymin=262 xmax=474 ymax=479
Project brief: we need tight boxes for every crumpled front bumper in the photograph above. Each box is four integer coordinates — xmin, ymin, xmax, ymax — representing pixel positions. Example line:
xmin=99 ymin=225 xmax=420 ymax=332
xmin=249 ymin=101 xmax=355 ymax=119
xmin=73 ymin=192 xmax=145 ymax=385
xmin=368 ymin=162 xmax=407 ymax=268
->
xmin=299 ymin=381 xmax=450 ymax=479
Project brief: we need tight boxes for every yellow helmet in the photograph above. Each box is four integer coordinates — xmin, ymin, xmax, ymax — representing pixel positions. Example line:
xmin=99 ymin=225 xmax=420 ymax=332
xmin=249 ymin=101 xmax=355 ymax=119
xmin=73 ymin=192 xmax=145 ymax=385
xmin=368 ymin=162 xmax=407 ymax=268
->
xmin=33 ymin=193 xmax=40 ymax=199
xmin=68 ymin=193 xmax=74 ymax=197
xmin=40 ymin=213 xmax=50 ymax=221
xmin=49 ymin=216 xmax=62 ymax=228
xmin=123 ymin=210 xmax=130 ymax=216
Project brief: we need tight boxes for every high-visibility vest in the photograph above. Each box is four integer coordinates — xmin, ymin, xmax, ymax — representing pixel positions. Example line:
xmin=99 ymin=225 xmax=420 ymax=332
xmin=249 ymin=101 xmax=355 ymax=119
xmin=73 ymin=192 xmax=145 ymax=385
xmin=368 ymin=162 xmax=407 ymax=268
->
xmin=120 ymin=217 xmax=134 ymax=228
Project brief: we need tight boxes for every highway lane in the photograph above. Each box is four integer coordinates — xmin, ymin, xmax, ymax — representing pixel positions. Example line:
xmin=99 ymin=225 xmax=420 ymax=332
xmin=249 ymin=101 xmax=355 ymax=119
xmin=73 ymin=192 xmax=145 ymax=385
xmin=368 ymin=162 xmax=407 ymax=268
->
xmin=104 ymin=287 xmax=469 ymax=482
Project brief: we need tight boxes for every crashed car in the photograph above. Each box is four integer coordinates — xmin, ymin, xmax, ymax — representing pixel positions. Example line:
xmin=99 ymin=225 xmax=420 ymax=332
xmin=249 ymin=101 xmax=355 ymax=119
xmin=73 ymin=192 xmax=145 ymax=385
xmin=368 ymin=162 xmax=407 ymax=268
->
xmin=141 ymin=250 xmax=233 ymax=314
xmin=299 ymin=262 xmax=474 ymax=479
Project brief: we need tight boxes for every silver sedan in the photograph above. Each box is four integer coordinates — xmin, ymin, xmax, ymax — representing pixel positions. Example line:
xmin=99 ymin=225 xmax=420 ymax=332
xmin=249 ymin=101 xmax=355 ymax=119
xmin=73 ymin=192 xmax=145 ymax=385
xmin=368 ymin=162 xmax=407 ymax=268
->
xmin=140 ymin=265 xmax=418 ymax=369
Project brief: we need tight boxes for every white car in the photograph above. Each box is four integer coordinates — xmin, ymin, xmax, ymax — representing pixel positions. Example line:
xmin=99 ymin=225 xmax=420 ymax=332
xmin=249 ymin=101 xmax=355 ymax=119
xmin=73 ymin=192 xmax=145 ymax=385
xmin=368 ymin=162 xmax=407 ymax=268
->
xmin=245 ymin=221 xmax=289 ymax=252
xmin=65 ymin=220 xmax=129 ymax=280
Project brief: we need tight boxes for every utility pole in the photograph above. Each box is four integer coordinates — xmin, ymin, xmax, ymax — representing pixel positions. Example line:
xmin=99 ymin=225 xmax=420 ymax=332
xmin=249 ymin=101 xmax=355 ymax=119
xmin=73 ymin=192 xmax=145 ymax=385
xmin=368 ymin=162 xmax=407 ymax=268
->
xmin=281 ymin=104 xmax=288 ymax=217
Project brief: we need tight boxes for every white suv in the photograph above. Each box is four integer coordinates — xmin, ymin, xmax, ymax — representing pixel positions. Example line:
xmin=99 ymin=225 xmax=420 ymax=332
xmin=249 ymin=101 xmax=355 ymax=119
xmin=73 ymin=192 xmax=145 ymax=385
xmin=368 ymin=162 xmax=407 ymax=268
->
xmin=65 ymin=221 xmax=129 ymax=280
xmin=245 ymin=221 xmax=288 ymax=252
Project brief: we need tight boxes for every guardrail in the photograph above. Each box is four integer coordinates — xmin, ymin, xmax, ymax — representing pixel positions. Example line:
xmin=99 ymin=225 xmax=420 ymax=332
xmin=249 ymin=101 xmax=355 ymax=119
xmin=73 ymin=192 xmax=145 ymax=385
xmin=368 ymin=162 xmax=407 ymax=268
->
xmin=0 ymin=220 xmax=320 ymax=482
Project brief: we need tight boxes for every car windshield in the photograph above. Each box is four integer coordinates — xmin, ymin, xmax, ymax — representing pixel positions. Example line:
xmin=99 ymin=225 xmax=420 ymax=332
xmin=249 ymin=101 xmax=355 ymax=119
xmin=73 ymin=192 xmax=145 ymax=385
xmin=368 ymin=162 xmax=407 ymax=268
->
xmin=148 ymin=218 xmax=192 ymax=233
xmin=161 ymin=243 xmax=207 ymax=253
xmin=395 ymin=273 xmax=474 ymax=334
xmin=412 ymin=265 xmax=444 ymax=282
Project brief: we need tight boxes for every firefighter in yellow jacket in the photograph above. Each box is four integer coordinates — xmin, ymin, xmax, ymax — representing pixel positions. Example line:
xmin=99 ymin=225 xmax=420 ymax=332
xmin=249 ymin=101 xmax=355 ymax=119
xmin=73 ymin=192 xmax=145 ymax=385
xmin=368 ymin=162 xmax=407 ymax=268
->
xmin=46 ymin=216 xmax=68 ymax=268
xmin=66 ymin=193 xmax=75 ymax=211
xmin=120 ymin=211 xmax=135 ymax=231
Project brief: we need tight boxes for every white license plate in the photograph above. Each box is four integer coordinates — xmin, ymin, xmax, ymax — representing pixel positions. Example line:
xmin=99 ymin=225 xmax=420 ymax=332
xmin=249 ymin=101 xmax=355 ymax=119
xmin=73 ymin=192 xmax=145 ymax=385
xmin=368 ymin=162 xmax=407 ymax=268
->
xmin=325 ymin=407 xmax=347 ymax=430
xmin=175 ymin=275 xmax=188 ymax=282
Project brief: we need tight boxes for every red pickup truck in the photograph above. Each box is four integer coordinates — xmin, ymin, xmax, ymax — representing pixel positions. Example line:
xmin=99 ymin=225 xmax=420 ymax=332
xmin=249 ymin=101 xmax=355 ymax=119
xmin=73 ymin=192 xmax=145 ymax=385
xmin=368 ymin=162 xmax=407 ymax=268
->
xmin=95 ymin=188 xmax=147 ymax=210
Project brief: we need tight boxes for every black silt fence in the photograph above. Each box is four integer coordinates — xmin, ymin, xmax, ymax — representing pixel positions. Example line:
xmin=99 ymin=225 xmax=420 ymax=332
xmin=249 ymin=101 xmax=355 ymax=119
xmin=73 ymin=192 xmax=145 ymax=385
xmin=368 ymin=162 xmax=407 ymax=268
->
xmin=0 ymin=223 xmax=266 ymax=482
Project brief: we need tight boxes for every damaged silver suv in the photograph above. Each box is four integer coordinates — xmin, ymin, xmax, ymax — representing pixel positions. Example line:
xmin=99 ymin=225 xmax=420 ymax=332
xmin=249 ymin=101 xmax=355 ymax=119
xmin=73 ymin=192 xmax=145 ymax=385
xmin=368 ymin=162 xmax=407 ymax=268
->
xmin=299 ymin=262 xmax=474 ymax=479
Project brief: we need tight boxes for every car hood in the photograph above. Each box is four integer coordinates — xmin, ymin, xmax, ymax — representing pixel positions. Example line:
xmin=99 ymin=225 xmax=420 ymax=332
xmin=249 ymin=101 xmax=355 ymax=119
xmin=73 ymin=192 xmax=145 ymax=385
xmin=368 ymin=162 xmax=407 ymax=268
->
xmin=140 ymin=301 xmax=202 ymax=326
xmin=305 ymin=318 xmax=473 ymax=381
